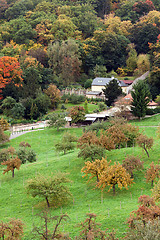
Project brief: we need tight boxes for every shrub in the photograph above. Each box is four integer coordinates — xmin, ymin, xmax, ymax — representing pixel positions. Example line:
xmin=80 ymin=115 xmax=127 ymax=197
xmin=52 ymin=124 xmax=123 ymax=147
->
xmin=98 ymin=102 xmax=106 ymax=111
xmin=84 ymin=79 xmax=92 ymax=89
xmin=17 ymin=147 xmax=36 ymax=164
xmin=26 ymin=149 xmax=37 ymax=163
xmin=61 ymin=104 xmax=66 ymax=110
xmin=11 ymin=103 xmax=25 ymax=119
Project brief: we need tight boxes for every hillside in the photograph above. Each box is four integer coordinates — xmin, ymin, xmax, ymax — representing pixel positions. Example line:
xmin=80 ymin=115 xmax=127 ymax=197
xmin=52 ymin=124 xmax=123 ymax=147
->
xmin=0 ymin=115 xmax=160 ymax=238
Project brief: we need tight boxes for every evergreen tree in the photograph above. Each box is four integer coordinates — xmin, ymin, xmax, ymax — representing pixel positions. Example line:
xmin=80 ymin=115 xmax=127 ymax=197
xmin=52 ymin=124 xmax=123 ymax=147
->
xmin=84 ymin=100 xmax=89 ymax=113
xmin=131 ymin=81 xmax=151 ymax=119
xmin=102 ymin=79 xmax=122 ymax=106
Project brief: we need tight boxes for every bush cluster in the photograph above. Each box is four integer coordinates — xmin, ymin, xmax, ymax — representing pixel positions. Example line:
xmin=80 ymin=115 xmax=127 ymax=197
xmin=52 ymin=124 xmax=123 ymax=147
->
xmin=61 ymin=94 xmax=85 ymax=104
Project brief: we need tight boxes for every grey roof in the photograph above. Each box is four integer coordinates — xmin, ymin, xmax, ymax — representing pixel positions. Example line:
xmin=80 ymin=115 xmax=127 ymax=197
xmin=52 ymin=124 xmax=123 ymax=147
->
xmin=85 ymin=117 xmax=97 ymax=122
xmin=86 ymin=91 xmax=101 ymax=95
xmin=85 ymin=113 xmax=109 ymax=118
xmin=65 ymin=117 xmax=72 ymax=122
xmin=92 ymin=77 xmax=127 ymax=87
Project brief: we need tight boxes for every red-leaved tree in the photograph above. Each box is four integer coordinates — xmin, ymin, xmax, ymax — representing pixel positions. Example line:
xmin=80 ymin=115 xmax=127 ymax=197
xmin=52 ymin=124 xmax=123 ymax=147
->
xmin=0 ymin=56 xmax=23 ymax=99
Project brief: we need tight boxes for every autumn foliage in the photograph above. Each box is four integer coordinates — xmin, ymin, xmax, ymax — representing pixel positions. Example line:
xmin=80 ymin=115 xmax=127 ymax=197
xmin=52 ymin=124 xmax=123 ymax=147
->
xmin=98 ymin=162 xmax=134 ymax=195
xmin=107 ymin=125 xmax=128 ymax=148
xmin=136 ymin=134 xmax=154 ymax=157
xmin=44 ymin=84 xmax=60 ymax=109
xmin=122 ymin=155 xmax=144 ymax=178
xmin=99 ymin=132 xmax=115 ymax=150
xmin=0 ymin=218 xmax=24 ymax=240
xmin=0 ymin=56 xmax=23 ymax=99
xmin=0 ymin=117 xmax=9 ymax=131
xmin=81 ymin=158 xmax=111 ymax=183
xmin=127 ymin=195 xmax=160 ymax=228
xmin=77 ymin=131 xmax=99 ymax=148
xmin=1 ymin=147 xmax=21 ymax=178
xmin=69 ymin=105 xmax=85 ymax=123
xmin=145 ymin=162 xmax=160 ymax=187
xmin=77 ymin=213 xmax=107 ymax=239
xmin=0 ymin=126 xmax=9 ymax=145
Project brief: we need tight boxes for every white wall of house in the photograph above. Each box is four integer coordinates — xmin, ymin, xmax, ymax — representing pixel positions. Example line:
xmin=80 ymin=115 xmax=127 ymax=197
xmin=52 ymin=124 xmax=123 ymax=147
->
xmin=91 ymin=85 xmax=105 ymax=92
xmin=86 ymin=94 xmax=97 ymax=99
xmin=148 ymin=106 xmax=158 ymax=109
xmin=121 ymin=87 xmax=128 ymax=94
xmin=92 ymin=85 xmax=128 ymax=94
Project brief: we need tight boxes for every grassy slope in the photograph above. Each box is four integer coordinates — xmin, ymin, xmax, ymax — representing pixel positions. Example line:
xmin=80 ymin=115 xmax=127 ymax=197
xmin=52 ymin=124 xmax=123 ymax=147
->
xmin=0 ymin=117 xmax=160 ymax=239
xmin=130 ymin=113 xmax=160 ymax=126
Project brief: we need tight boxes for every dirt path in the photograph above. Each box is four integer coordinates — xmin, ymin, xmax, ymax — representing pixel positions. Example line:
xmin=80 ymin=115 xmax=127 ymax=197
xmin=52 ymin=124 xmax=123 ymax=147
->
xmin=9 ymin=129 xmax=44 ymax=140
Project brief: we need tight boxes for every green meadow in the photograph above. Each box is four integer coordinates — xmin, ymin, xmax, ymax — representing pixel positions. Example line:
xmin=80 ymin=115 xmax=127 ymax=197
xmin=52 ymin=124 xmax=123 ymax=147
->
xmin=0 ymin=115 xmax=160 ymax=239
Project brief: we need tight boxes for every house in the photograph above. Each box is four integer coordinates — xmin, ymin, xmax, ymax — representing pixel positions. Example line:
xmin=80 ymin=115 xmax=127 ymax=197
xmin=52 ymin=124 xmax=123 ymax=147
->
xmin=65 ymin=112 xmax=113 ymax=126
xmin=86 ymin=91 xmax=103 ymax=99
xmin=86 ymin=77 xmax=128 ymax=99
xmin=115 ymin=93 xmax=158 ymax=110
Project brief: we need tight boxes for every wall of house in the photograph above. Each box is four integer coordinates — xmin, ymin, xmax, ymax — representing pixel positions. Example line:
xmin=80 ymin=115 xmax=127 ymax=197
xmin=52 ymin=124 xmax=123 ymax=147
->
xmin=148 ymin=106 xmax=158 ymax=109
xmin=92 ymin=85 xmax=127 ymax=94
xmin=121 ymin=87 xmax=128 ymax=94
xmin=91 ymin=85 xmax=105 ymax=92
xmin=86 ymin=94 xmax=97 ymax=99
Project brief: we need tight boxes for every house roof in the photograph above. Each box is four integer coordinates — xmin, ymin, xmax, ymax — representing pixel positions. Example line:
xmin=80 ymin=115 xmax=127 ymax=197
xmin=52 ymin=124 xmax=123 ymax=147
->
xmin=115 ymin=93 xmax=158 ymax=106
xmin=86 ymin=91 xmax=102 ymax=95
xmin=121 ymin=80 xmax=134 ymax=85
xmin=85 ymin=117 xmax=97 ymax=122
xmin=92 ymin=77 xmax=128 ymax=87
xmin=85 ymin=113 xmax=110 ymax=118
xmin=148 ymin=100 xmax=158 ymax=106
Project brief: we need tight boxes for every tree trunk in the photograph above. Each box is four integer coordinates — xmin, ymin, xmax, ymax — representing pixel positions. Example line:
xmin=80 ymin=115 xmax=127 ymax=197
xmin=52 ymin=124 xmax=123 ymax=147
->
xmin=12 ymin=169 xmax=14 ymax=178
xmin=131 ymin=172 xmax=134 ymax=178
xmin=144 ymin=146 xmax=149 ymax=158
xmin=151 ymin=180 xmax=153 ymax=187
xmin=96 ymin=173 xmax=99 ymax=182
xmin=45 ymin=197 xmax=50 ymax=208
xmin=113 ymin=185 xmax=115 ymax=195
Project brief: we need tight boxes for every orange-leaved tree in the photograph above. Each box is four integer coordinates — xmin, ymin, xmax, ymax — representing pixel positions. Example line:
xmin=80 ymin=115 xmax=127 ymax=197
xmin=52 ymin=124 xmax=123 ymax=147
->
xmin=145 ymin=162 xmax=160 ymax=187
xmin=0 ymin=126 xmax=9 ymax=145
xmin=136 ymin=134 xmax=154 ymax=158
xmin=98 ymin=162 xmax=134 ymax=195
xmin=77 ymin=213 xmax=108 ymax=239
xmin=44 ymin=84 xmax=60 ymax=109
xmin=99 ymin=131 xmax=115 ymax=150
xmin=81 ymin=158 xmax=111 ymax=183
xmin=0 ymin=56 xmax=23 ymax=99
xmin=107 ymin=125 xmax=128 ymax=148
xmin=122 ymin=155 xmax=144 ymax=178
xmin=77 ymin=131 xmax=99 ymax=149
xmin=127 ymin=195 xmax=160 ymax=228
xmin=69 ymin=106 xmax=85 ymax=124
xmin=1 ymin=147 xmax=21 ymax=178
xmin=0 ymin=218 xmax=24 ymax=240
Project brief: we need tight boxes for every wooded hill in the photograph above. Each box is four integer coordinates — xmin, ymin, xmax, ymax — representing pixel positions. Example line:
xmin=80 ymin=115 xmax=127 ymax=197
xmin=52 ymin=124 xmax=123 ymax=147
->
xmin=0 ymin=0 xmax=160 ymax=103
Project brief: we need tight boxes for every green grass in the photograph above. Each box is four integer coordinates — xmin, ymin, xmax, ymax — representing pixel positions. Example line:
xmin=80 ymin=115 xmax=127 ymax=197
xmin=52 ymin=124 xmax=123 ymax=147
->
xmin=118 ymin=76 xmax=135 ymax=81
xmin=0 ymin=118 xmax=160 ymax=239
xmin=130 ymin=113 xmax=160 ymax=126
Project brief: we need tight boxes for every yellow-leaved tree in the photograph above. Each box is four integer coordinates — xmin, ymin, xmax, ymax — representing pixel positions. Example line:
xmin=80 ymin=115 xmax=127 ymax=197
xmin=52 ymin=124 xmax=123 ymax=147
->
xmin=81 ymin=158 xmax=111 ymax=183
xmin=98 ymin=162 xmax=134 ymax=195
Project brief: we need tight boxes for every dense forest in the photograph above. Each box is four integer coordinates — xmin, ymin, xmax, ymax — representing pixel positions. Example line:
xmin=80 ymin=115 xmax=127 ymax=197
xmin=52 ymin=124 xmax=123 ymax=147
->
xmin=0 ymin=0 xmax=160 ymax=118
